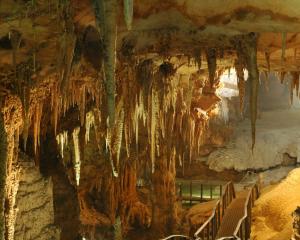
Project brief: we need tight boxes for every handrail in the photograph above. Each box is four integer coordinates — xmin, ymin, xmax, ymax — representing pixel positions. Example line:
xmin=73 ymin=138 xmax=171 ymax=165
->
xmin=160 ymin=235 xmax=191 ymax=240
xmin=194 ymin=199 xmax=221 ymax=240
xmin=194 ymin=181 xmax=236 ymax=240
xmin=231 ymin=183 xmax=259 ymax=240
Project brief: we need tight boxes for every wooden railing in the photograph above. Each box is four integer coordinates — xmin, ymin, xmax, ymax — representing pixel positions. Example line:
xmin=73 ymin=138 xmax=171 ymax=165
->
xmin=232 ymin=183 xmax=260 ymax=240
xmin=177 ymin=181 xmax=223 ymax=205
xmin=193 ymin=182 xmax=236 ymax=240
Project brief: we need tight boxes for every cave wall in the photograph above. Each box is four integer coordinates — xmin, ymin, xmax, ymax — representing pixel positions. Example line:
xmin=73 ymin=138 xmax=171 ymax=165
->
xmin=14 ymin=153 xmax=60 ymax=240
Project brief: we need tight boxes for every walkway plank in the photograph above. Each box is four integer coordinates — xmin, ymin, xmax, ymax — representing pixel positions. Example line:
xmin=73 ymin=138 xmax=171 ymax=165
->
xmin=216 ymin=191 xmax=249 ymax=238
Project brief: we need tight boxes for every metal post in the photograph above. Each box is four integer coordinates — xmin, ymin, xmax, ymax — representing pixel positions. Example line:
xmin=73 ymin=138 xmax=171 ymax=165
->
xmin=179 ymin=183 xmax=182 ymax=201
xmin=201 ymin=184 xmax=203 ymax=202
xmin=190 ymin=181 xmax=192 ymax=206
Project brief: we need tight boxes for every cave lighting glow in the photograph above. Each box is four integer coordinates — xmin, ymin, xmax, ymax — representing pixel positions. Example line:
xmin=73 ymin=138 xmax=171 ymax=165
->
xmin=217 ymin=68 xmax=248 ymax=98
xmin=215 ymin=68 xmax=248 ymax=122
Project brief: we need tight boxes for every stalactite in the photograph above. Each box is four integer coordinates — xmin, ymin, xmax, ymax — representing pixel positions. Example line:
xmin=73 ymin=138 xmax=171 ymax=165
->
xmin=265 ymin=51 xmax=271 ymax=72
xmin=9 ymin=30 xmax=22 ymax=88
xmin=194 ymin=48 xmax=202 ymax=71
xmin=72 ymin=127 xmax=81 ymax=186
xmin=235 ymin=59 xmax=245 ymax=114
xmin=22 ymin=114 xmax=30 ymax=151
xmin=206 ymin=48 xmax=217 ymax=88
xmin=280 ymin=71 xmax=286 ymax=84
xmin=240 ymin=33 xmax=260 ymax=149
xmin=0 ymin=113 xmax=7 ymax=240
xmin=189 ymin=118 xmax=195 ymax=164
xmin=58 ymin=2 xmax=76 ymax=94
xmin=95 ymin=0 xmax=118 ymax=127
xmin=80 ymin=85 xmax=86 ymax=126
xmin=123 ymin=0 xmax=133 ymax=30
xmin=85 ymin=111 xmax=95 ymax=144
xmin=150 ymin=88 xmax=159 ymax=173
xmin=281 ymin=32 xmax=287 ymax=66
xmin=56 ymin=131 xmax=68 ymax=158
xmin=186 ymin=75 xmax=194 ymax=114
xmin=33 ymin=102 xmax=43 ymax=155
xmin=113 ymin=108 xmax=124 ymax=170
xmin=263 ymin=71 xmax=270 ymax=92
xmin=291 ymin=72 xmax=300 ymax=104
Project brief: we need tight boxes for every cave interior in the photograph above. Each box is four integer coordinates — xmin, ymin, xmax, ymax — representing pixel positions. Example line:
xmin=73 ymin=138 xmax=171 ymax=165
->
xmin=1 ymin=1 xmax=300 ymax=240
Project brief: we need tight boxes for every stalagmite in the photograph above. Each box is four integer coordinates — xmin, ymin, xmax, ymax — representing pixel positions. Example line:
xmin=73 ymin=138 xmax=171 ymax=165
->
xmin=0 ymin=114 xmax=7 ymax=240
xmin=124 ymin=0 xmax=133 ymax=30
xmin=72 ymin=127 xmax=81 ymax=186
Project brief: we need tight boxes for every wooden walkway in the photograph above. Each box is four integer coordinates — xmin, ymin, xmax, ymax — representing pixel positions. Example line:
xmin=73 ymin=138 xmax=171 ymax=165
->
xmin=216 ymin=191 xmax=249 ymax=238
xmin=161 ymin=182 xmax=260 ymax=240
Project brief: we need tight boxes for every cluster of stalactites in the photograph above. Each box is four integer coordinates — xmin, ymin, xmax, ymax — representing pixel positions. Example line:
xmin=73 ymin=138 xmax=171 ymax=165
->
xmin=55 ymin=110 xmax=98 ymax=185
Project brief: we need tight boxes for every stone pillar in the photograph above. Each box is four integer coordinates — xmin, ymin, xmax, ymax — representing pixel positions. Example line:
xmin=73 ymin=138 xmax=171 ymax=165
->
xmin=0 ymin=114 xmax=7 ymax=240
xmin=151 ymin=147 xmax=177 ymax=236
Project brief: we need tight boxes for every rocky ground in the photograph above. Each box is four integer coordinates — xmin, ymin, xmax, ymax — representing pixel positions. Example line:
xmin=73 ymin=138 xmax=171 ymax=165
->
xmin=208 ymin=109 xmax=300 ymax=172
xmin=251 ymin=168 xmax=300 ymax=240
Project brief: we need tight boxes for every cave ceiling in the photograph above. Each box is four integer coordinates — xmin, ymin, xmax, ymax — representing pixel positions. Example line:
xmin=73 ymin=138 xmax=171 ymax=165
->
xmin=0 ymin=0 xmax=299 ymax=149
xmin=1 ymin=0 xmax=300 ymax=73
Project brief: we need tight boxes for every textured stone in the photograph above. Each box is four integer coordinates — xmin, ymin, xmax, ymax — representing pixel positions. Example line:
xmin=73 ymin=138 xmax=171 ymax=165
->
xmin=14 ymin=153 xmax=60 ymax=240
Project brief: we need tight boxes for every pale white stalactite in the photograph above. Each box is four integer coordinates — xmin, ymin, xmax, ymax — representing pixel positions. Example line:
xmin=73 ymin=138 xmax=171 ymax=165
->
xmin=85 ymin=111 xmax=95 ymax=144
xmin=72 ymin=127 xmax=81 ymax=186
xmin=151 ymin=89 xmax=159 ymax=173
xmin=56 ymin=131 xmax=68 ymax=158
xmin=114 ymin=109 xmax=124 ymax=169
xmin=33 ymin=102 xmax=44 ymax=155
